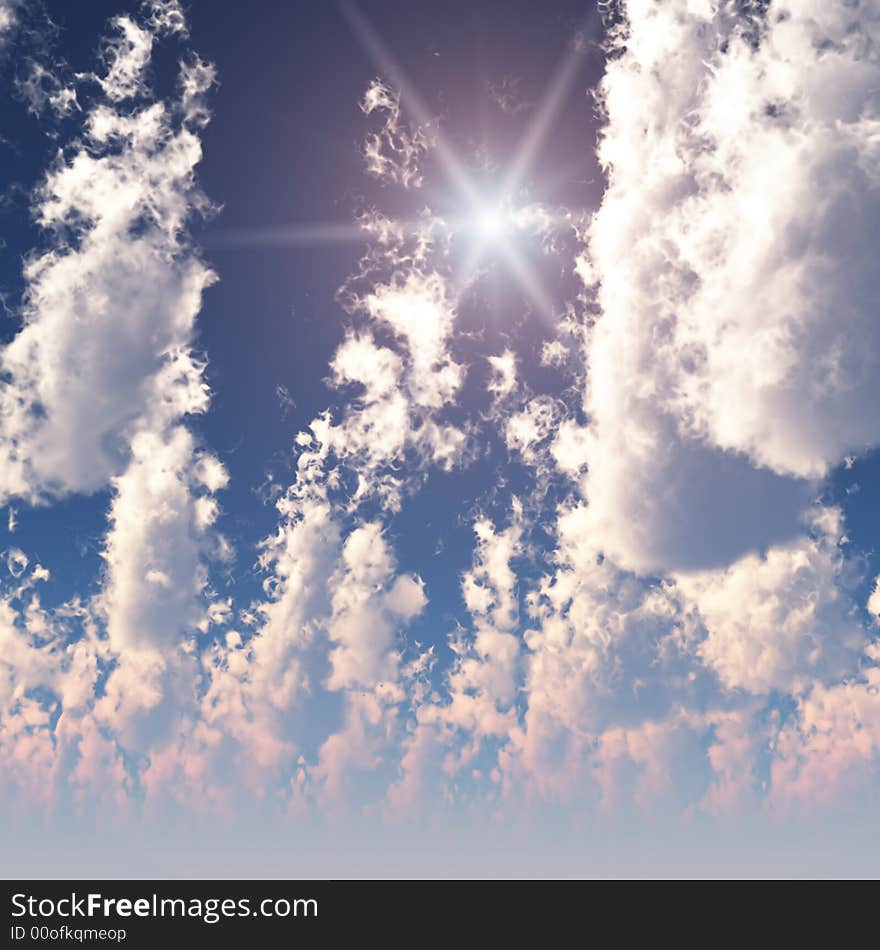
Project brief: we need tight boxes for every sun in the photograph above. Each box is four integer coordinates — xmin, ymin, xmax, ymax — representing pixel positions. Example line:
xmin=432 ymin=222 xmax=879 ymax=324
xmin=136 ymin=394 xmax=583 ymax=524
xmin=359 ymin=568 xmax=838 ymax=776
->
xmin=474 ymin=205 xmax=509 ymax=241
xmin=251 ymin=2 xmax=588 ymax=320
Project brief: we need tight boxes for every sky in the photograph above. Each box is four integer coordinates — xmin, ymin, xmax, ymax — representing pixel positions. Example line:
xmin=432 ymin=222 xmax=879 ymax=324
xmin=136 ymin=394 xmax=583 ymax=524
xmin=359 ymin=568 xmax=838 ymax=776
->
xmin=2 ymin=0 xmax=880 ymax=878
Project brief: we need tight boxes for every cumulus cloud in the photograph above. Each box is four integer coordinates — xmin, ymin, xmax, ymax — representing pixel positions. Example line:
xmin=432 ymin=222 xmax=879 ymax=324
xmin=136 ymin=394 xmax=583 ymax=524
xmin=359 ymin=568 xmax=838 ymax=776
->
xmin=0 ymin=1 xmax=227 ymax=808
xmin=180 ymin=202 xmax=471 ymax=801
xmin=577 ymin=0 xmax=880 ymax=573
xmin=508 ymin=533 xmax=689 ymax=803
xmin=504 ymin=396 xmax=559 ymax=467
xmin=325 ymin=522 xmax=426 ymax=693
xmin=388 ymin=503 xmax=524 ymax=811
xmin=504 ymin=0 xmax=880 ymax=813
xmin=770 ymin=663 xmax=880 ymax=810
xmin=0 ymin=557 xmax=102 ymax=809
xmin=360 ymin=270 xmax=464 ymax=410
xmin=304 ymin=218 xmax=472 ymax=511
xmin=448 ymin=505 xmax=524 ymax=736
xmin=675 ymin=507 xmax=867 ymax=695
xmin=0 ymin=9 xmax=216 ymax=502
xmin=99 ymin=428 xmax=228 ymax=658
xmin=312 ymin=524 xmax=427 ymax=799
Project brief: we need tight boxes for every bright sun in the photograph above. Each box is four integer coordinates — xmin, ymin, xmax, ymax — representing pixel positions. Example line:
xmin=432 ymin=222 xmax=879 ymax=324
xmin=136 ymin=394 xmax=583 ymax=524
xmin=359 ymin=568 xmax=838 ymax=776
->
xmin=474 ymin=206 xmax=507 ymax=240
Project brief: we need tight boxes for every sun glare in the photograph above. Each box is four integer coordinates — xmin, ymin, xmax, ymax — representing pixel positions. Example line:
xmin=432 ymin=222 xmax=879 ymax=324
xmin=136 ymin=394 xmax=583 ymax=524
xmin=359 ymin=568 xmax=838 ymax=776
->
xmin=474 ymin=205 xmax=507 ymax=241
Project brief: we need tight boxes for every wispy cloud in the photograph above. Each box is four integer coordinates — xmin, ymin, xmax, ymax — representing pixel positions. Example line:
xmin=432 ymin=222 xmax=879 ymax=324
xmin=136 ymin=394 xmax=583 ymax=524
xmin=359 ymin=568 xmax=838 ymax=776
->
xmin=360 ymin=79 xmax=435 ymax=189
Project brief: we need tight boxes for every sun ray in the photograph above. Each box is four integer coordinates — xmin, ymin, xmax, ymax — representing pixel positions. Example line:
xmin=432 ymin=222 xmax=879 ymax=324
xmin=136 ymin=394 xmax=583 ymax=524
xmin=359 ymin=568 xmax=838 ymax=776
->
xmin=502 ymin=40 xmax=587 ymax=198
xmin=336 ymin=2 xmax=573 ymax=325
xmin=339 ymin=0 xmax=482 ymax=206
xmin=498 ymin=241 xmax=556 ymax=320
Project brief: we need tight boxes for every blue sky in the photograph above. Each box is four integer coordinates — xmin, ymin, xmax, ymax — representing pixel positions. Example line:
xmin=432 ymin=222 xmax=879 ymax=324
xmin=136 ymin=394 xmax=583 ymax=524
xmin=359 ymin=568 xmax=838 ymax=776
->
xmin=2 ymin=0 xmax=880 ymax=877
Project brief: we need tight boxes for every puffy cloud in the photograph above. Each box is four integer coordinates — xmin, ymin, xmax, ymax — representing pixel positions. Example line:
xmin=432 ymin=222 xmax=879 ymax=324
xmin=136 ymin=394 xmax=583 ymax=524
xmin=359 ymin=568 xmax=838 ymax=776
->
xmin=225 ymin=0 xmax=880 ymax=819
xmin=325 ymin=522 xmax=426 ymax=692
xmin=578 ymin=0 xmax=880 ymax=573
xmin=360 ymin=271 xmax=465 ymax=410
xmin=656 ymin=2 xmax=880 ymax=480
xmin=220 ymin=219 xmax=470 ymax=802
xmin=92 ymin=6 xmax=178 ymax=102
xmin=225 ymin=483 xmax=341 ymax=765
xmin=191 ymin=451 xmax=426 ymax=803
xmin=592 ymin=710 xmax=704 ymax=814
xmin=0 ymin=9 xmax=216 ymax=502
xmin=549 ymin=419 xmax=590 ymax=480
xmin=770 ymin=666 xmax=880 ymax=810
xmin=450 ymin=505 xmax=524 ymax=731
xmin=508 ymin=539 xmax=690 ymax=803
xmin=0 ymin=21 xmax=460 ymax=809
xmin=675 ymin=507 xmax=868 ymax=695
xmin=311 ymin=251 xmax=470 ymax=510
xmin=0 ymin=559 xmax=102 ymax=809
xmin=331 ymin=332 xmax=404 ymax=404
xmin=504 ymin=396 xmax=559 ymax=467
xmin=0 ymin=2 xmax=226 ymax=809
xmin=387 ymin=504 xmax=524 ymax=810
xmin=99 ymin=427 xmax=227 ymax=656
xmin=312 ymin=524 xmax=427 ymax=799
xmin=572 ymin=407 xmax=813 ymax=574
xmin=522 ymin=0 xmax=880 ymax=812
xmin=55 ymin=10 xmax=222 ymax=757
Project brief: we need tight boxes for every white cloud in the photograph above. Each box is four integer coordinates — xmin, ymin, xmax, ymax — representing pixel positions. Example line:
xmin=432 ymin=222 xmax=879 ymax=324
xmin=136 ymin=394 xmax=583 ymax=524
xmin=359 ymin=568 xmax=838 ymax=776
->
xmin=388 ymin=504 xmax=524 ymax=810
xmin=868 ymin=577 xmax=880 ymax=623
xmin=311 ymin=524 xmax=427 ymax=800
xmin=0 ymin=10 xmax=216 ymax=502
xmin=676 ymin=508 xmax=867 ymax=695
xmin=504 ymin=396 xmax=559 ymax=467
xmin=577 ymin=0 xmax=880 ymax=573
xmin=361 ymin=271 xmax=464 ymax=410
xmin=15 ymin=61 xmax=79 ymax=117
xmin=92 ymin=9 xmax=178 ymax=103
xmin=550 ymin=418 xmax=590 ymax=480
xmin=770 ymin=664 xmax=880 ymax=809
xmin=0 ymin=561 xmax=104 ymax=809
xmin=486 ymin=349 xmax=517 ymax=398
xmin=360 ymin=79 xmax=434 ymax=188
xmin=99 ymin=427 xmax=226 ymax=655
xmin=325 ymin=522 xmax=426 ymax=692
xmin=0 ymin=0 xmax=19 ymax=49
xmin=218 ymin=213 xmax=472 ymax=801
xmin=0 ymin=2 xmax=227 ymax=807
xmin=309 ymin=258 xmax=470 ymax=510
